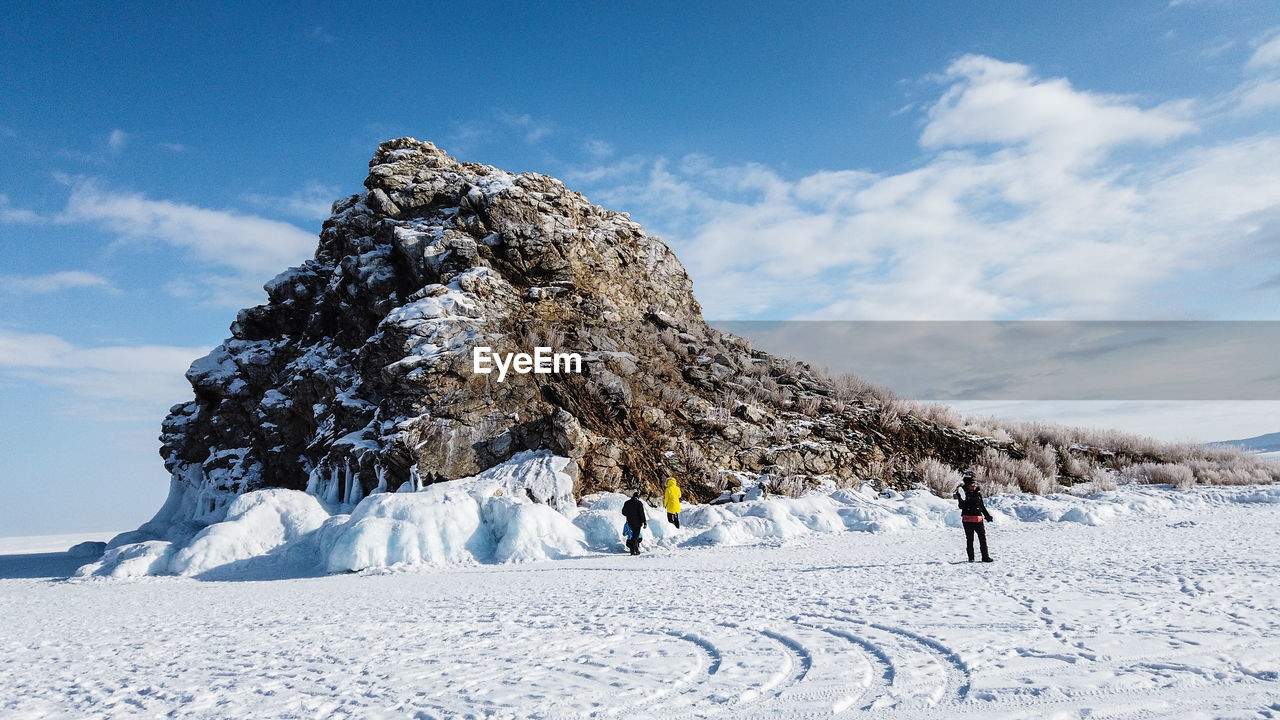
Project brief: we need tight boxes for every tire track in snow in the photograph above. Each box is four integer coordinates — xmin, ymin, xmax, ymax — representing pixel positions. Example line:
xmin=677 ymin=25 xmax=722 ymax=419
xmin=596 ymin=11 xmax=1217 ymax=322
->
xmin=934 ymin=673 xmax=1279 ymax=720
xmin=707 ymin=622 xmax=806 ymax=705
xmin=799 ymin=611 xmax=971 ymax=709
xmin=662 ymin=630 xmax=723 ymax=675
xmin=789 ymin=619 xmax=894 ymax=712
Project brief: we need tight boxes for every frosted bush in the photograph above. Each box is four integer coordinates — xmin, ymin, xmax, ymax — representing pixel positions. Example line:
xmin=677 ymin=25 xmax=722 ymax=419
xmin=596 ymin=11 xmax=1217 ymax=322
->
xmin=916 ymin=458 xmax=961 ymax=498
xmin=1060 ymin=450 xmax=1093 ymax=480
xmin=907 ymin=401 xmax=963 ymax=427
xmin=1185 ymin=457 xmax=1275 ymax=486
xmin=975 ymin=447 xmax=1051 ymax=495
xmin=876 ymin=408 xmax=902 ymax=433
xmin=1122 ymin=462 xmax=1195 ymax=490
xmin=1025 ymin=444 xmax=1059 ymax=483
xmin=1088 ymin=466 xmax=1118 ymax=492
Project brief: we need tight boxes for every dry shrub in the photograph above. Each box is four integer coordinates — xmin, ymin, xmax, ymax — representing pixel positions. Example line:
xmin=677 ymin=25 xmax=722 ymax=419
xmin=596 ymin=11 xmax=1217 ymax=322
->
xmin=781 ymin=356 xmax=808 ymax=381
xmin=657 ymin=385 xmax=684 ymax=411
xmin=906 ymin=401 xmax=963 ymax=427
xmin=808 ymin=363 xmax=832 ymax=383
xmin=833 ymin=372 xmax=896 ymax=406
xmin=861 ymin=460 xmax=888 ymax=484
xmin=676 ymin=442 xmax=712 ymax=481
xmin=713 ymin=470 xmax=743 ymax=493
xmin=763 ymin=421 xmax=788 ymax=445
xmin=916 ymin=457 xmax=961 ymax=498
xmin=974 ymin=447 xmax=1051 ymax=495
xmin=797 ymin=395 xmax=821 ymax=417
xmin=1025 ymin=444 xmax=1059 ymax=484
xmin=1184 ymin=456 xmax=1275 ymax=486
xmin=1088 ymin=466 xmax=1118 ymax=492
xmin=519 ymin=326 xmax=566 ymax=353
xmin=962 ymin=416 xmax=1015 ymax=444
xmin=1121 ymin=462 xmax=1195 ymax=490
xmin=699 ymin=405 xmax=731 ymax=430
xmin=772 ymin=386 xmax=795 ymax=410
xmin=876 ymin=407 xmax=902 ymax=433
xmin=1060 ymin=449 xmax=1093 ymax=480
xmin=771 ymin=474 xmax=810 ymax=498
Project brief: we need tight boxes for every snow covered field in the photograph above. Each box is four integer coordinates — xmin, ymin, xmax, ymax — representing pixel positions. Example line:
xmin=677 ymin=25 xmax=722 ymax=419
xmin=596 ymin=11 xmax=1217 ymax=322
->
xmin=3 ymin=485 xmax=1279 ymax=719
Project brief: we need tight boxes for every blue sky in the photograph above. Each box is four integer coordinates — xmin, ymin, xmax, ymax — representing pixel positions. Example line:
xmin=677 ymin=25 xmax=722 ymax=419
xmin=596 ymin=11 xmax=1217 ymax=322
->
xmin=2 ymin=1 xmax=1280 ymax=534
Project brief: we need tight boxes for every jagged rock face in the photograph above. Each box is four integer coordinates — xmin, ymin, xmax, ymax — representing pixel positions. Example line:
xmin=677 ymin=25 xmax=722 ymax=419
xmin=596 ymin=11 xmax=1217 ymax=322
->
xmin=159 ymin=138 xmax=1000 ymax=527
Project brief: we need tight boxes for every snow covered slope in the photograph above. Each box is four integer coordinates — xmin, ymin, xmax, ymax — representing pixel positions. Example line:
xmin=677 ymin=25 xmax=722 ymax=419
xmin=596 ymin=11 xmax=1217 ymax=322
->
xmin=3 ymin=486 xmax=1277 ymax=718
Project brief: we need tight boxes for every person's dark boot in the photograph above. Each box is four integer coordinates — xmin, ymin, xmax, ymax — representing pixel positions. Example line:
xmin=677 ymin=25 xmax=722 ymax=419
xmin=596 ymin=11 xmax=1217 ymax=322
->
xmin=982 ymin=557 xmax=994 ymax=563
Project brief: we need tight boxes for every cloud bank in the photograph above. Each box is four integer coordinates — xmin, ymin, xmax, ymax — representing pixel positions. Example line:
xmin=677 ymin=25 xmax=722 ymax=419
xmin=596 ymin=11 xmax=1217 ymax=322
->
xmin=0 ymin=328 xmax=207 ymax=422
xmin=0 ymin=271 xmax=115 ymax=295
xmin=574 ymin=49 xmax=1280 ymax=321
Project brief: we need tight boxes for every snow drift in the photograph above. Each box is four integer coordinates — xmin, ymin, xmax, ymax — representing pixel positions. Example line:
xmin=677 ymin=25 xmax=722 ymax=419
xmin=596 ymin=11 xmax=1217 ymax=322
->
xmin=75 ymin=451 xmax=1280 ymax=579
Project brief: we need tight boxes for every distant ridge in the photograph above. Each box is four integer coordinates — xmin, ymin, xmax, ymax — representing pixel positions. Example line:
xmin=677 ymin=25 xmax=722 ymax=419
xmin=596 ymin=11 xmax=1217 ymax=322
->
xmin=1211 ymin=432 xmax=1280 ymax=453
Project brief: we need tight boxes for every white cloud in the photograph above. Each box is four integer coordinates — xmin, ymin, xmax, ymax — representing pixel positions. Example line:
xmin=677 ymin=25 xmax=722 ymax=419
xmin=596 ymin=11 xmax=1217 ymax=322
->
xmin=58 ymin=180 xmax=317 ymax=308
xmin=244 ymin=182 xmax=341 ymax=221
xmin=0 ymin=270 xmax=116 ymax=295
xmin=108 ymin=129 xmax=128 ymax=154
xmin=1247 ymin=31 xmax=1280 ymax=70
xmin=497 ymin=111 xmax=554 ymax=144
xmin=0 ymin=194 xmax=42 ymax=224
xmin=921 ymin=55 xmax=1196 ymax=165
xmin=583 ymin=139 xmax=615 ymax=160
xmin=576 ymin=54 xmax=1280 ymax=321
xmin=0 ymin=328 xmax=207 ymax=422
xmin=1232 ymin=29 xmax=1280 ymax=114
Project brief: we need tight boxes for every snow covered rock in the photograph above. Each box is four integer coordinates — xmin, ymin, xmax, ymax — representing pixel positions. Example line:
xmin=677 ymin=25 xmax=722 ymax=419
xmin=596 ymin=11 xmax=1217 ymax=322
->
xmin=167 ymin=489 xmax=330 ymax=576
xmin=66 ymin=541 xmax=106 ymax=558
xmin=144 ymin=137 xmax=1030 ymax=541
xmin=136 ymin=137 xmax=1273 ymax=551
xmin=323 ymin=451 xmax=587 ymax=571
xmin=77 ymin=541 xmax=176 ymax=578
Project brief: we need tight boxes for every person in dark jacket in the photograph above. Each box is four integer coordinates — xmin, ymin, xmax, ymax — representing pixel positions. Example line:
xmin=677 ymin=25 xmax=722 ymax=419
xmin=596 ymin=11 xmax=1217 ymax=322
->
xmin=621 ymin=492 xmax=648 ymax=555
xmin=954 ymin=471 xmax=994 ymax=562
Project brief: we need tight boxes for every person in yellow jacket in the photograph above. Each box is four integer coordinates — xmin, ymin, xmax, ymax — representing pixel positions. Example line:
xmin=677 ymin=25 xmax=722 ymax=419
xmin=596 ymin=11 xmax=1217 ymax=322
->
xmin=664 ymin=477 xmax=682 ymax=528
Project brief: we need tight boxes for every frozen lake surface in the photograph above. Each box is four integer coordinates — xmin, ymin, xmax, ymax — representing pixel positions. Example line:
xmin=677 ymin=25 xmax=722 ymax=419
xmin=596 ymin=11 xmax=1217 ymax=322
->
xmin=2 ymin=489 xmax=1278 ymax=719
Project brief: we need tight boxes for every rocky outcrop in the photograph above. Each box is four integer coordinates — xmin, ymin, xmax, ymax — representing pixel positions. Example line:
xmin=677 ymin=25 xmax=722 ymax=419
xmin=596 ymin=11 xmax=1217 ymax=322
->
xmin=150 ymin=138 xmax=1010 ymax=534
